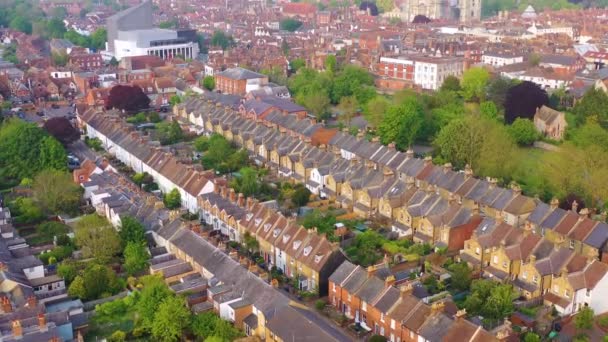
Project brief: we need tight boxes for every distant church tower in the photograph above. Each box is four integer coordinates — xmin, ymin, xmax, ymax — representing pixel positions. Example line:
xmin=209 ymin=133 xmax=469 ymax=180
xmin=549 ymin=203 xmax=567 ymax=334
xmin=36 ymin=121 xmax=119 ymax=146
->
xmin=401 ymin=0 xmax=481 ymax=23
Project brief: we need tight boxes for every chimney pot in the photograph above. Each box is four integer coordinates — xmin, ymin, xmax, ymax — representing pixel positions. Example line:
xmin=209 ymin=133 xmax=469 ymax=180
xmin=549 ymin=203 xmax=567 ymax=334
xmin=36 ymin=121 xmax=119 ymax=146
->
xmin=38 ymin=313 xmax=47 ymax=332
xmin=572 ymin=200 xmax=579 ymax=213
xmin=11 ymin=320 xmax=22 ymax=338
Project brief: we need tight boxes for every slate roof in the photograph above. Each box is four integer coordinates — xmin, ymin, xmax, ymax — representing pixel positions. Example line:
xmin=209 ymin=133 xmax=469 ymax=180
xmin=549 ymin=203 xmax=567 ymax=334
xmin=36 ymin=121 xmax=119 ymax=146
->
xmin=216 ymin=67 xmax=266 ymax=80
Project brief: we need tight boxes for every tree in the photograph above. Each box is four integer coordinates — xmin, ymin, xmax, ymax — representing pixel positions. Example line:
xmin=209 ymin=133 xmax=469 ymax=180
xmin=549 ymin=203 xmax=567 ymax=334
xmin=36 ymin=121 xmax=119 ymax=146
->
xmin=460 ymin=67 xmax=490 ymax=102
xmin=231 ymin=167 xmax=260 ymax=197
xmin=169 ymin=95 xmax=182 ymax=106
xmin=108 ymin=330 xmax=126 ymax=342
xmin=152 ymin=296 xmax=191 ymax=342
xmin=280 ymin=18 xmax=303 ymax=32
xmin=291 ymin=185 xmax=311 ymax=207
xmin=504 ymin=81 xmax=549 ymax=124
xmin=159 ymin=19 xmax=177 ymax=29
xmin=325 ymin=55 xmax=338 ymax=73
xmin=10 ymin=197 xmax=44 ymax=224
xmin=359 ymin=1 xmax=379 ymax=15
xmin=376 ymin=0 xmax=395 ymax=12
xmin=210 ymin=30 xmax=234 ymax=50
xmin=479 ymin=101 xmax=499 ymax=121
xmin=338 ymin=96 xmax=358 ymax=126
xmin=299 ymin=92 xmax=330 ymax=119
xmin=448 ymin=262 xmax=472 ymax=292
xmin=363 ymin=96 xmax=389 ymax=129
xmin=369 ymin=336 xmax=388 ymax=342
xmin=156 ymin=120 xmax=184 ymax=145
xmin=528 ymin=53 xmax=541 ymax=67
xmin=57 ymin=262 xmax=77 ymax=285
xmin=67 ymin=275 xmax=86 ymax=298
xmin=202 ymin=76 xmax=215 ymax=91
xmin=119 ymin=216 xmax=146 ymax=246
xmin=10 ymin=16 xmax=32 ymax=34
xmin=290 ymin=58 xmax=306 ymax=72
xmin=508 ymin=118 xmax=538 ymax=146
xmin=0 ymin=119 xmax=66 ymax=179
xmin=138 ymin=275 xmax=173 ymax=328
xmin=105 ymin=85 xmax=150 ymax=112
xmin=52 ymin=7 xmax=68 ymax=19
xmin=523 ymin=333 xmax=541 ymax=342
xmin=487 ymin=77 xmax=516 ymax=110
xmin=281 ymin=40 xmax=290 ymax=56
xmin=378 ymin=97 xmax=424 ymax=149
xmin=191 ymin=312 xmax=243 ymax=340
xmin=330 ymin=65 xmax=374 ymax=104
xmin=90 ymin=28 xmax=107 ymax=50
xmin=573 ymin=87 xmax=608 ymax=127
xmin=43 ymin=117 xmax=80 ymax=144
xmin=440 ymin=75 xmax=462 ymax=92
xmin=434 ymin=115 xmax=517 ymax=179
xmin=124 ymin=242 xmax=149 ymax=275
xmin=575 ymin=306 xmax=594 ymax=332
xmin=33 ymin=170 xmax=81 ymax=215
xmin=39 ymin=136 xmax=68 ymax=171
xmin=74 ymin=214 xmax=121 ymax=263
xmin=412 ymin=15 xmax=431 ymax=24
xmin=51 ymin=51 xmax=68 ymax=66
xmin=163 ymin=189 xmax=181 ymax=209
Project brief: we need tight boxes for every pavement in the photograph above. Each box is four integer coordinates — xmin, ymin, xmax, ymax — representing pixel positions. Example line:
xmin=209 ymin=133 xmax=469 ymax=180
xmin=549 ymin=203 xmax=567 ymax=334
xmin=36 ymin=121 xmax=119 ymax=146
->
xmin=68 ymin=140 xmax=98 ymax=162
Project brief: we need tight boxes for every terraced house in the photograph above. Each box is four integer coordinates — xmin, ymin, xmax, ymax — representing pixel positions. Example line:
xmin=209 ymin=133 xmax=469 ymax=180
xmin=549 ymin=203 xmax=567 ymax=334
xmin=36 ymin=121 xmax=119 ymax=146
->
xmin=197 ymin=184 xmax=345 ymax=295
xmin=328 ymin=260 xmax=501 ymax=342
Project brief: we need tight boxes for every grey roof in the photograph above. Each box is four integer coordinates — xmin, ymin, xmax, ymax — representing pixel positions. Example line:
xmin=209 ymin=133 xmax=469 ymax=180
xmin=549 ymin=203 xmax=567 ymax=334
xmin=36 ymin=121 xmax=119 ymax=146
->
xmin=528 ymin=202 xmax=552 ymax=225
xmin=418 ymin=313 xmax=454 ymax=341
xmin=374 ymin=287 xmax=400 ymax=313
xmin=217 ymin=67 xmax=266 ymax=80
xmin=540 ymin=208 xmax=567 ymax=230
xmin=584 ymin=222 xmax=608 ymax=249
xmin=328 ymin=261 xmax=357 ymax=285
xmin=341 ymin=266 xmax=368 ymax=293
xmin=355 ymin=277 xmax=384 ymax=303
xmin=266 ymin=305 xmax=351 ymax=342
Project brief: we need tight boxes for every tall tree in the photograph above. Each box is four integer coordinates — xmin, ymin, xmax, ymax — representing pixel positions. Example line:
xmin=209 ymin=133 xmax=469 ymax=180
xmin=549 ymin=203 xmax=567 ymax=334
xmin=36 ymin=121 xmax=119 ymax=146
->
xmin=43 ymin=117 xmax=80 ymax=144
xmin=378 ymin=97 xmax=424 ymax=149
xmin=504 ymin=81 xmax=549 ymax=124
xmin=440 ymin=75 xmax=462 ymax=92
xmin=573 ymin=87 xmax=608 ymax=127
xmin=210 ymin=30 xmax=234 ymax=50
xmin=460 ymin=67 xmax=490 ymax=102
xmin=74 ymin=214 xmax=121 ymax=263
xmin=363 ymin=96 xmax=389 ymax=129
xmin=105 ymin=85 xmax=150 ymax=112
xmin=119 ymin=216 xmax=146 ymax=246
xmin=39 ymin=136 xmax=68 ymax=171
xmin=124 ymin=242 xmax=149 ymax=275
xmin=33 ymin=170 xmax=81 ymax=215
xmin=138 ymin=275 xmax=173 ymax=329
xmin=298 ymin=92 xmax=330 ymax=119
xmin=508 ymin=118 xmax=539 ymax=146
xmin=152 ymin=296 xmax=192 ymax=342
xmin=338 ymin=96 xmax=358 ymax=126
xmin=202 ymin=76 xmax=215 ymax=91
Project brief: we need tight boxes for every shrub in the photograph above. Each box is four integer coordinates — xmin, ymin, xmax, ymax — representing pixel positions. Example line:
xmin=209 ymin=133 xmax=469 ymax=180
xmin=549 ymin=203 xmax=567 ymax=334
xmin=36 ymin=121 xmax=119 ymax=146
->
xmin=108 ymin=330 xmax=126 ymax=342
xmin=315 ymin=299 xmax=326 ymax=311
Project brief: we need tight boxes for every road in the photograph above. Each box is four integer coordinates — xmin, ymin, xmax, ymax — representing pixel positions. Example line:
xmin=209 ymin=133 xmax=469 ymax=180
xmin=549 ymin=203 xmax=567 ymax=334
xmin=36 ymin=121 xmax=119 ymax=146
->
xmin=68 ymin=139 xmax=98 ymax=162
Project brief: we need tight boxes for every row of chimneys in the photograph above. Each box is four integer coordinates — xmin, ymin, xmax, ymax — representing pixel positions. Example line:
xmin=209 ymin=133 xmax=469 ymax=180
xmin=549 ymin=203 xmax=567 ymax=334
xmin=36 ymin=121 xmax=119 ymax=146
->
xmin=11 ymin=313 xmax=48 ymax=338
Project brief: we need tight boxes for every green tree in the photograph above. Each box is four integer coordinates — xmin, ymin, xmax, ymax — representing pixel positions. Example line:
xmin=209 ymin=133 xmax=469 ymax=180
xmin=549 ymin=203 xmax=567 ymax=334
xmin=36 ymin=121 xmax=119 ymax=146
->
xmin=163 ymin=188 xmax=182 ymax=209
xmin=448 ymin=262 xmax=472 ymax=292
xmin=169 ymin=95 xmax=182 ymax=106
xmin=57 ymin=262 xmax=77 ymax=285
xmin=156 ymin=120 xmax=184 ymax=145
xmin=231 ymin=167 xmax=260 ymax=197
xmin=575 ymin=306 xmax=595 ymax=332
xmin=325 ymin=54 xmax=338 ymax=73
xmin=523 ymin=332 xmax=541 ymax=342
xmin=119 ymin=216 xmax=146 ymax=246
xmin=10 ymin=197 xmax=44 ymax=224
xmin=138 ymin=275 xmax=173 ymax=329
xmin=508 ymin=118 xmax=538 ymax=146
xmin=152 ymin=296 xmax=191 ymax=342
xmin=193 ymin=136 xmax=209 ymax=152
xmin=202 ymin=75 xmax=215 ymax=91
xmin=486 ymin=77 xmax=516 ymax=110
xmin=363 ymin=96 xmax=389 ymax=129
xmin=124 ymin=242 xmax=149 ymax=275
xmin=573 ymin=87 xmax=608 ymax=127
xmin=460 ymin=67 xmax=490 ymax=102
xmin=211 ymin=30 xmax=234 ymax=50
xmin=67 ymin=275 xmax=86 ymax=298
xmin=32 ymin=170 xmax=81 ymax=215
xmin=10 ymin=16 xmax=32 ymax=34
xmin=108 ymin=330 xmax=126 ymax=342
xmin=280 ymin=18 xmax=303 ymax=32
xmin=290 ymin=58 xmax=306 ymax=72
xmin=291 ymin=184 xmax=311 ymax=207
xmin=39 ymin=136 xmax=68 ymax=171
xmin=74 ymin=214 xmax=121 ymax=263
xmin=331 ymin=65 xmax=374 ymax=104
xmin=298 ymin=92 xmax=330 ymax=119
xmin=338 ymin=95 xmax=358 ymax=126
xmin=51 ymin=51 xmax=69 ymax=67
xmin=82 ymin=263 xmax=122 ymax=300
xmin=479 ymin=101 xmax=499 ymax=121
xmin=376 ymin=0 xmax=395 ymax=11
xmin=440 ymin=75 xmax=462 ymax=92
xmin=378 ymin=97 xmax=424 ymax=149
xmin=90 ymin=28 xmax=107 ymax=50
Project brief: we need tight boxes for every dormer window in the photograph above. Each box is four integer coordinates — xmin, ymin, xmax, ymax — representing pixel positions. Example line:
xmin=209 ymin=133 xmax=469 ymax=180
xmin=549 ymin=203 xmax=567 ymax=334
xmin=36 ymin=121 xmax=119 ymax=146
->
xmin=314 ymin=253 xmax=323 ymax=263
xmin=303 ymin=246 xmax=312 ymax=256
xmin=282 ymin=234 xmax=290 ymax=243
xmin=264 ymin=223 xmax=271 ymax=232
xmin=254 ymin=218 xmax=261 ymax=226
xmin=293 ymin=240 xmax=301 ymax=250
xmin=273 ymin=228 xmax=280 ymax=238
xmin=246 ymin=213 xmax=253 ymax=221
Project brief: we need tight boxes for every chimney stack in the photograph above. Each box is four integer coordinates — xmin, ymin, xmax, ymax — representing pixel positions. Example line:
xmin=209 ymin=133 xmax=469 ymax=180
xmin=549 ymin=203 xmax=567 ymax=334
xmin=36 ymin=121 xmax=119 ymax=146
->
xmin=454 ymin=309 xmax=467 ymax=320
xmin=423 ymin=156 xmax=432 ymax=166
xmin=443 ymin=163 xmax=452 ymax=173
xmin=38 ymin=313 xmax=47 ymax=332
xmin=388 ymin=142 xmax=396 ymax=150
xmin=550 ymin=198 xmax=559 ymax=210
xmin=27 ymin=296 xmax=37 ymax=308
xmin=400 ymin=282 xmax=413 ymax=297
xmin=579 ymin=208 xmax=589 ymax=219
xmin=572 ymin=200 xmax=579 ymax=213
xmin=11 ymin=320 xmax=22 ymax=338
xmin=406 ymin=149 xmax=414 ymax=159
xmin=237 ymin=193 xmax=245 ymax=207
xmin=2 ymin=297 xmax=12 ymax=313
xmin=246 ymin=196 xmax=254 ymax=209
xmin=229 ymin=188 xmax=236 ymax=203
xmin=464 ymin=164 xmax=473 ymax=179
xmin=384 ymin=275 xmax=396 ymax=287
xmin=367 ymin=265 xmax=375 ymax=278
xmin=431 ymin=301 xmax=445 ymax=312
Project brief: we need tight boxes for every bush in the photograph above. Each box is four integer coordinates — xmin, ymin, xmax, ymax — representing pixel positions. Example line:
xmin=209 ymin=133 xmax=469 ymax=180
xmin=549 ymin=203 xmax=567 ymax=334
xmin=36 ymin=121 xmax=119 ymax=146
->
xmin=315 ymin=299 xmax=326 ymax=311
xmin=598 ymin=315 xmax=608 ymax=328
xmin=108 ymin=330 xmax=126 ymax=342
xmin=369 ymin=335 xmax=387 ymax=342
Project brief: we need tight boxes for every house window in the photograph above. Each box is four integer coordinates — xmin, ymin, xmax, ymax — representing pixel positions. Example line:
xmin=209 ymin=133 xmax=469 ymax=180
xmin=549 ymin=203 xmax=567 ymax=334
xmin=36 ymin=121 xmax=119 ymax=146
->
xmin=380 ymin=313 xmax=384 ymax=322
xmin=565 ymin=290 xmax=570 ymax=298
xmin=569 ymin=240 xmax=575 ymax=249
xmin=361 ymin=312 xmax=367 ymax=324
xmin=390 ymin=319 xmax=395 ymax=330
xmin=362 ymin=301 xmax=367 ymax=312
xmin=332 ymin=283 xmax=336 ymax=293
xmin=502 ymin=261 xmax=508 ymax=269
xmin=493 ymin=256 xmax=498 ymax=264
xmin=533 ymin=275 xmax=538 ymax=284
xmin=347 ymin=294 xmax=351 ymax=302
xmin=475 ymin=247 xmax=480 ymax=255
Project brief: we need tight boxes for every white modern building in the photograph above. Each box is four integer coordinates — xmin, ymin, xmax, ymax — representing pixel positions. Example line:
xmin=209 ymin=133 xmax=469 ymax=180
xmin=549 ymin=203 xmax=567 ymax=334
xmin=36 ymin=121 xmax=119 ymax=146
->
xmin=112 ymin=28 xmax=199 ymax=61
xmin=482 ymin=53 xmax=524 ymax=67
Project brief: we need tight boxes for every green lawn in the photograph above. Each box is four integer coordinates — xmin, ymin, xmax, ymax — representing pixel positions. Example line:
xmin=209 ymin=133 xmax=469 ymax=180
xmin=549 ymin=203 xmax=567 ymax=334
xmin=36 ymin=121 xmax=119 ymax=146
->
xmin=85 ymin=307 xmax=137 ymax=341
